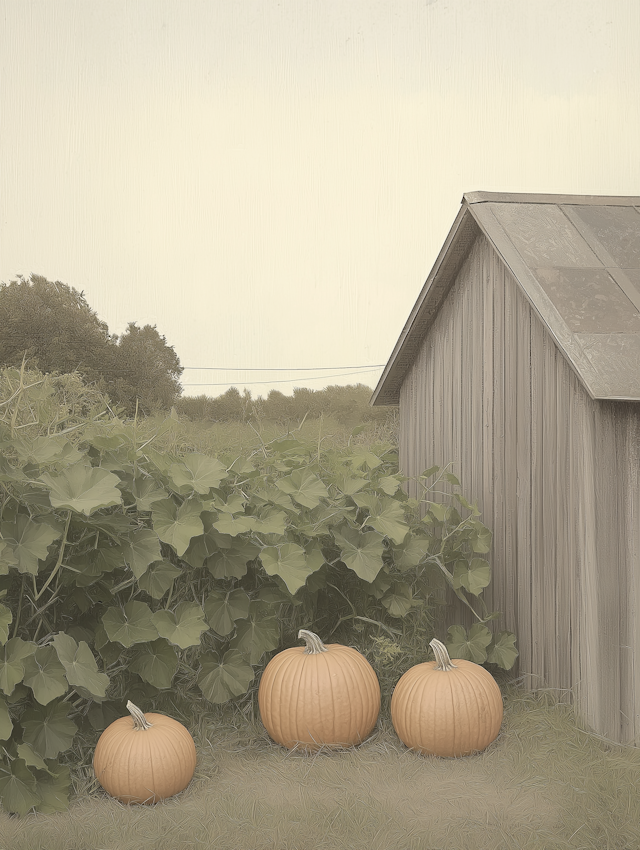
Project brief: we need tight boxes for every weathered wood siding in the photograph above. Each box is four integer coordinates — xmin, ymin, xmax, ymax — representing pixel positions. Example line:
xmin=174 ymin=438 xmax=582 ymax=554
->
xmin=399 ymin=232 xmax=640 ymax=745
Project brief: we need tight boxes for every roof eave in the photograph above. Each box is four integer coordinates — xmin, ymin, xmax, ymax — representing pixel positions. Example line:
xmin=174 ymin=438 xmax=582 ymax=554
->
xmin=371 ymin=200 xmax=479 ymax=406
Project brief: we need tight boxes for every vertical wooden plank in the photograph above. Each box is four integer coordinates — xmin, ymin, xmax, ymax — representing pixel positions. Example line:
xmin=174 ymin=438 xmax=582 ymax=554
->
xmin=451 ymin=267 xmax=462 ymax=499
xmin=529 ymin=306 xmax=546 ymax=688
xmin=569 ymin=382 xmax=583 ymax=716
xmin=490 ymin=246 xmax=506 ymax=638
xmin=554 ymin=342 xmax=572 ymax=703
xmin=501 ymin=261 xmax=518 ymax=645
xmin=594 ymin=403 xmax=622 ymax=741
xmin=471 ymin=240 xmax=485 ymax=526
xmin=514 ymin=276 xmax=533 ymax=689
xmin=575 ymin=391 xmax=600 ymax=733
xmin=541 ymin=324 xmax=558 ymax=690
xmin=617 ymin=405 xmax=634 ymax=744
xmin=623 ymin=411 xmax=640 ymax=744
xmin=482 ymin=237 xmax=495 ymax=621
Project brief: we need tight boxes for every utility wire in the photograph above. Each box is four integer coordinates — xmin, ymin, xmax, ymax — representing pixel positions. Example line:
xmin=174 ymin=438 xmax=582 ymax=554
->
xmin=183 ymin=367 xmax=384 ymax=387
xmin=181 ymin=364 xmax=386 ymax=371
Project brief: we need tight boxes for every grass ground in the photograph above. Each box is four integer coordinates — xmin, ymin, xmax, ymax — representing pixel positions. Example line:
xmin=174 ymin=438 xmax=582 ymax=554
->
xmin=1 ymin=670 xmax=639 ymax=850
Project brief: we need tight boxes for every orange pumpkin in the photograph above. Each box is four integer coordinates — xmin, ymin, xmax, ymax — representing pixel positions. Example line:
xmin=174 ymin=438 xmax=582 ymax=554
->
xmin=391 ymin=638 xmax=503 ymax=758
xmin=93 ymin=700 xmax=197 ymax=804
xmin=258 ymin=629 xmax=380 ymax=751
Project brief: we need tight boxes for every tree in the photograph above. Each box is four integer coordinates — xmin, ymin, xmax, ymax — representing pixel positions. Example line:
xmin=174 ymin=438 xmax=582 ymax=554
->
xmin=0 ymin=274 xmax=184 ymax=416
xmin=0 ymin=274 xmax=114 ymax=384
xmin=112 ymin=322 xmax=183 ymax=415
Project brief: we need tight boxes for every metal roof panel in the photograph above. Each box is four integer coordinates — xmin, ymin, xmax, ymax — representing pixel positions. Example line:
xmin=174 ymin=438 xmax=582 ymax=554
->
xmin=372 ymin=192 xmax=640 ymax=405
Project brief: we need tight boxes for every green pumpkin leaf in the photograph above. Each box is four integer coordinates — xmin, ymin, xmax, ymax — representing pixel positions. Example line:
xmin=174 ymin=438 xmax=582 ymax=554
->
xmin=197 ymin=650 xmax=255 ymax=704
xmin=364 ymin=497 xmax=410 ymax=545
xmin=259 ymin=543 xmax=322 ymax=595
xmin=93 ymin=624 xmax=123 ymax=666
xmin=0 ymin=603 xmax=12 ymax=645
xmin=275 ymin=469 xmax=329 ymax=509
xmin=487 ymin=631 xmax=519 ymax=670
xmin=0 ymin=515 xmax=61 ymax=575
xmin=101 ymin=601 xmax=158 ymax=647
xmin=0 ymin=695 xmax=12 ymax=740
xmin=0 ymin=454 xmax=26 ymax=483
xmin=38 ymin=463 xmax=123 ymax=516
xmin=51 ymin=632 xmax=109 ymax=699
xmin=152 ymin=602 xmax=209 ymax=649
xmin=392 ymin=536 xmax=432 ymax=571
xmin=22 ymin=647 xmax=68 ymax=705
xmin=212 ymin=513 xmax=254 ymax=537
xmin=452 ymin=492 xmax=481 ymax=515
xmin=442 ymin=472 xmax=461 ymax=486
xmin=204 ymin=588 xmax=251 ymax=636
xmin=205 ymin=539 xmax=259 ymax=580
xmin=348 ymin=449 xmax=382 ymax=470
xmin=376 ymin=475 xmax=402 ymax=496
xmin=212 ymin=493 xmax=247 ymax=514
xmin=131 ymin=476 xmax=168 ymax=512
xmin=16 ymin=742 xmax=49 ymax=772
xmin=380 ymin=581 xmax=418 ymax=618
xmin=21 ymin=700 xmax=78 ymax=759
xmin=252 ymin=487 xmax=294 ymax=511
xmin=122 ymin=527 xmax=163 ymax=579
xmin=128 ymin=639 xmax=178 ymax=689
xmin=229 ymin=615 xmax=280 ymax=665
xmin=168 ymin=453 xmax=228 ymax=495
xmin=137 ymin=560 xmax=182 ymax=599
xmin=0 ymin=758 xmax=39 ymax=816
xmin=0 ymin=638 xmax=36 ymax=696
xmin=335 ymin=476 xmax=367 ymax=496
xmin=426 ymin=503 xmax=450 ymax=523
xmin=34 ymin=762 xmax=72 ymax=813
xmin=453 ymin=557 xmax=491 ymax=596
xmin=15 ymin=435 xmax=83 ymax=466
xmin=228 ymin=456 xmax=256 ymax=475
xmin=467 ymin=520 xmax=493 ymax=553
xmin=333 ymin=526 xmax=385 ymax=582
xmin=250 ymin=509 xmax=288 ymax=536
xmin=151 ymin=498 xmax=204 ymax=556
xmin=362 ymin=566 xmax=392 ymax=600
xmin=445 ymin=623 xmax=493 ymax=664
xmin=351 ymin=492 xmax=379 ymax=513
xmin=0 ymin=539 xmax=19 ymax=574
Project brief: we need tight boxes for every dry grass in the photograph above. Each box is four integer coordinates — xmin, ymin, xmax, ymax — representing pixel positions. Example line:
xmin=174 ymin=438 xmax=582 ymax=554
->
xmin=2 ymin=673 xmax=640 ymax=850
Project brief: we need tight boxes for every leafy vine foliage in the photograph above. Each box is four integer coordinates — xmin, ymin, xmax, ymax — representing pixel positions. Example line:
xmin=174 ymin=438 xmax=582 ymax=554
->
xmin=0 ymin=367 xmax=518 ymax=815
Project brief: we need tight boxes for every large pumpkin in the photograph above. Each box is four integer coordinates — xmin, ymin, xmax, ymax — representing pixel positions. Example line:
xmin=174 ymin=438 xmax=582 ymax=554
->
xmin=258 ymin=629 xmax=380 ymax=751
xmin=390 ymin=638 xmax=503 ymax=758
xmin=93 ymin=700 xmax=197 ymax=804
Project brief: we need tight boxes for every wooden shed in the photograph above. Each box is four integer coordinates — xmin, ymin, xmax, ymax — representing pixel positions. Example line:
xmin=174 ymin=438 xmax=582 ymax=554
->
xmin=371 ymin=191 xmax=640 ymax=746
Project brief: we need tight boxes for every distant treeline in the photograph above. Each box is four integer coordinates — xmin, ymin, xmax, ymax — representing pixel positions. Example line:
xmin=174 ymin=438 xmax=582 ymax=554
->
xmin=0 ymin=274 xmax=397 ymax=425
xmin=176 ymin=384 xmax=397 ymax=427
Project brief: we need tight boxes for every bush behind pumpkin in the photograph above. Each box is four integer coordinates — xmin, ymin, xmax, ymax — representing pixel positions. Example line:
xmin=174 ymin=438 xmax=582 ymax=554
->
xmin=0 ymin=366 xmax=517 ymax=815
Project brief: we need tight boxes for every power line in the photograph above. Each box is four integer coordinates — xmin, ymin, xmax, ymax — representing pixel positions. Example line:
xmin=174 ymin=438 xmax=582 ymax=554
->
xmin=182 ymin=367 xmax=384 ymax=387
xmin=183 ymin=363 xmax=386 ymax=371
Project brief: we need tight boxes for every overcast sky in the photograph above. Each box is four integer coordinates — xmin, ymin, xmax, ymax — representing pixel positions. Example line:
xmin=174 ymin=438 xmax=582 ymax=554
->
xmin=1 ymin=0 xmax=639 ymax=400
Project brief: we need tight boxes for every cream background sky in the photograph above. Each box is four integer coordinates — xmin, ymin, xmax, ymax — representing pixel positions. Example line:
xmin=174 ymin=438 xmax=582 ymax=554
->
xmin=1 ymin=0 xmax=639 ymax=400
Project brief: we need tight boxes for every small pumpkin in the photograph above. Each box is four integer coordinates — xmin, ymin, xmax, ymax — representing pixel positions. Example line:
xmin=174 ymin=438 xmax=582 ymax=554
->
xmin=390 ymin=638 xmax=503 ymax=758
xmin=93 ymin=700 xmax=197 ymax=804
xmin=258 ymin=629 xmax=381 ymax=751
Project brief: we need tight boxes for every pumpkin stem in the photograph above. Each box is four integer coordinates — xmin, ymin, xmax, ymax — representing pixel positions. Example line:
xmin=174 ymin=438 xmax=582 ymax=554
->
xmin=126 ymin=700 xmax=153 ymax=730
xmin=298 ymin=629 xmax=329 ymax=654
xmin=430 ymin=638 xmax=458 ymax=671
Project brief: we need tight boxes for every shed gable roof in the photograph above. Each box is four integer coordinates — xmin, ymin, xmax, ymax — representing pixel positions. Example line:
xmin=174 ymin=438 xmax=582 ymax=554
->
xmin=371 ymin=191 xmax=640 ymax=405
